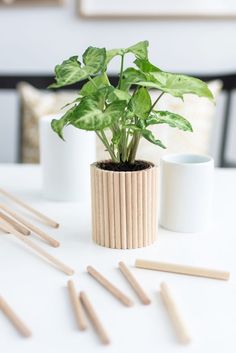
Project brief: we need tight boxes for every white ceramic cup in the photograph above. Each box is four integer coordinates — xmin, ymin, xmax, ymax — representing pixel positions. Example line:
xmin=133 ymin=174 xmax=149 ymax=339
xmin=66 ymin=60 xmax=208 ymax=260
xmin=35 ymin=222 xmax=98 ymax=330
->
xmin=39 ymin=114 xmax=96 ymax=202
xmin=160 ymin=154 xmax=214 ymax=233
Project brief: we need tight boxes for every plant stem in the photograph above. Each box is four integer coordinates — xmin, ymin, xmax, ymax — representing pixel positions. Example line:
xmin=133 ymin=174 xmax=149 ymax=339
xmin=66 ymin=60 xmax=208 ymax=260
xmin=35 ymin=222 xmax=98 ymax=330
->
xmin=120 ymin=129 xmax=128 ymax=162
xmin=88 ymin=76 xmax=98 ymax=89
xmin=118 ymin=55 xmax=124 ymax=89
xmin=128 ymin=131 xmax=141 ymax=164
xmin=149 ymin=92 xmax=165 ymax=113
xmin=96 ymin=131 xmax=118 ymax=162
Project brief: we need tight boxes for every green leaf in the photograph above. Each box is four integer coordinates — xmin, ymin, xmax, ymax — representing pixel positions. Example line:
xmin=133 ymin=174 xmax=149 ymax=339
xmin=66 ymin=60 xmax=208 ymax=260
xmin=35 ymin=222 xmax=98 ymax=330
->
xmin=106 ymin=48 xmax=124 ymax=65
xmin=153 ymin=71 xmax=214 ymax=100
xmin=129 ymin=87 xmax=151 ymax=119
xmin=71 ymin=98 xmax=126 ymax=131
xmin=105 ymin=40 xmax=149 ymax=66
xmin=126 ymin=40 xmax=149 ymax=60
xmin=121 ymin=68 xmax=147 ymax=91
xmin=49 ymin=47 xmax=106 ymax=89
xmin=125 ymin=124 xmax=166 ymax=149
xmin=51 ymin=108 xmax=76 ymax=139
xmin=61 ymin=96 xmax=82 ymax=109
xmin=133 ymin=58 xmax=214 ymax=101
xmin=49 ymin=56 xmax=86 ymax=88
xmin=51 ymin=86 xmax=117 ymax=136
xmin=82 ymin=46 xmax=106 ymax=74
xmin=146 ymin=111 xmax=193 ymax=132
xmin=80 ymin=73 xmax=110 ymax=96
xmin=108 ymin=88 xmax=131 ymax=103
xmin=134 ymin=58 xmax=161 ymax=73
xmin=141 ymin=129 xmax=166 ymax=149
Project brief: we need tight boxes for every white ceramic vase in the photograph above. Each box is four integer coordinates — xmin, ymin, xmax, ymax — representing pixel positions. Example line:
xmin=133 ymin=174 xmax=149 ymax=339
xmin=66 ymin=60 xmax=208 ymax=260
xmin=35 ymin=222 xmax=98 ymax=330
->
xmin=160 ymin=154 xmax=214 ymax=233
xmin=39 ymin=114 xmax=96 ymax=202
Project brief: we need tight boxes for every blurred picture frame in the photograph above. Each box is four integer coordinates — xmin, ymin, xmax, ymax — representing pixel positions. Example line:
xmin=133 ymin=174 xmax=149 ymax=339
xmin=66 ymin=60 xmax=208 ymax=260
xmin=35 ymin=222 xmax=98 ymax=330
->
xmin=78 ymin=0 xmax=236 ymax=19
xmin=0 ymin=0 xmax=63 ymax=5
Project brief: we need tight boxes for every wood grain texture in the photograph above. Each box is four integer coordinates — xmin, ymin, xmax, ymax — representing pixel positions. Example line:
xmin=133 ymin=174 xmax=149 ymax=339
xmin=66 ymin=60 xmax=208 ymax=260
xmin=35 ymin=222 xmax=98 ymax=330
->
xmin=90 ymin=163 xmax=157 ymax=249
xmin=102 ymin=172 xmax=110 ymax=248
xmin=80 ymin=291 xmax=110 ymax=345
xmin=67 ymin=280 xmax=87 ymax=330
xmin=131 ymin=172 xmax=138 ymax=248
xmin=0 ymin=296 xmax=32 ymax=337
xmin=126 ymin=173 xmax=132 ymax=249
xmin=160 ymin=282 xmax=191 ymax=344
xmin=108 ymin=171 xmax=115 ymax=249
xmin=87 ymin=266 xmax=133 ymax=307
xmin=90 ymin=164 xmax=97 ymax=244
xmin=0 ymin=204 xmax=60 ymax=247
xmin=98 ymin=169 xmax=105 ymax=247
xmin=135 ymin=259 xmax=230 ymax=281
xmin=113 ymin=172 xmax=121 ymax=249
xmin=0 ymin=210 xmax=30 ymax=236
xmin=0 ymin=218 xmax=74 ymax=276
xmin=0 ymin=187 xmax=59 ymax=228
xmin=118 ymin=262 xmax=151 ymax=305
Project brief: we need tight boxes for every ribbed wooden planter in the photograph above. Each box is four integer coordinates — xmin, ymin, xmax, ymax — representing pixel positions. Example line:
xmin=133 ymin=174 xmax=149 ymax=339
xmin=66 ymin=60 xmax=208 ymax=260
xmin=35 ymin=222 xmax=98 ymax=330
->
xmin=90 ymin=161 xmax=158 ymax=249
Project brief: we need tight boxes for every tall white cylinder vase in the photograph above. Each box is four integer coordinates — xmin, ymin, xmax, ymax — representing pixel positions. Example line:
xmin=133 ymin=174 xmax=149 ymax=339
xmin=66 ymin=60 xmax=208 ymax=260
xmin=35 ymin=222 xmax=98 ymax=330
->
xmin=160 ymin=154 xmax=214 ymax=233
xmin=39 ymin=114 xmax=96 ymax=202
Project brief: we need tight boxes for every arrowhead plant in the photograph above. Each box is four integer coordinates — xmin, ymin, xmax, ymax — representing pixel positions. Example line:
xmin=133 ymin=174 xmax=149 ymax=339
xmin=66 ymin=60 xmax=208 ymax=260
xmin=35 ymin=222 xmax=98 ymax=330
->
xmin=49 ymin=41 xmax=213 ymax=164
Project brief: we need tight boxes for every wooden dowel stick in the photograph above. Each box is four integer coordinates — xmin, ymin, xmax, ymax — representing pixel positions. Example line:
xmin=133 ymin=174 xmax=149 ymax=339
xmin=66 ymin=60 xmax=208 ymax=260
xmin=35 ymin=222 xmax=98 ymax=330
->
xmin=0 ymin=221 xmax=17 ymax=235
xmin=135 ymin=259 xmax=230 ymax=281
xmin=0 ymin=296 xmax=32 ymax=337
xmin=0 ymin=219 xmax=74 ymax=276
xmin=87 ymin=266 xmax=133 ymax=307
xmin=0 ymin=226 xmax=8 ymax=233
xmin=80 ymin=291 xmax=110 ymax=345
xmin=0 ymin=187 xmax=59 ymax=228
xmin=160 ymin=282 xmax=191 ymax=344
xmin=118 ymin=261 xmax=151 ymax=305
xmin=0 ymin=210 xmax=30 ymax=236
xmin=0 ymin=204 xmax=60 ymax=247
xmin=67 ymin=280 xmax=87 ymax=330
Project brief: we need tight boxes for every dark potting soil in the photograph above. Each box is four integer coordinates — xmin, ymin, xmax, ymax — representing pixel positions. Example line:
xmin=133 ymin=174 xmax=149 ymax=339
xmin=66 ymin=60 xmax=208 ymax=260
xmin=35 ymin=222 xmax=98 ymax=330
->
xmin=96 ymin=160 xmax=153 ymax=172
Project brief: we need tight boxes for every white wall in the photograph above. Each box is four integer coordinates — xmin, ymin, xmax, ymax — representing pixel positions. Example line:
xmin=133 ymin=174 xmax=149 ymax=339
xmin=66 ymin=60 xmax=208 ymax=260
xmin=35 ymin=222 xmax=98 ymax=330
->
xmin=1 ymin=0 xmax=236 ymax=73
xmin=0 ymin=0 xmax=236 ymax=162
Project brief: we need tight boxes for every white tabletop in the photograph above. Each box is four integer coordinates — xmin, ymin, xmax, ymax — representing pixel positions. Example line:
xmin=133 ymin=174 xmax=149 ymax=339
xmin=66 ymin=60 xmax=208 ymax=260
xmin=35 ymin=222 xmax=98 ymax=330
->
xmin=0 ymin=164 xmax=235 ymax=353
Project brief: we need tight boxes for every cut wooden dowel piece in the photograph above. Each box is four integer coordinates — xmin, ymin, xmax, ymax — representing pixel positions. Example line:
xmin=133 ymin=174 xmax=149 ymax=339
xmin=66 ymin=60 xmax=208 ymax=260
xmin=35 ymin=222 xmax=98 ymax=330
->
xmin=0 ymin=219 xmax=74 ymax=276
xmin=160 ymin=282 xmax=191 ymax=344
xmin=118 ymin=261 xmax=151 ymax=305
xmin=0 ymin=296 xmax=32 ymax=337
xmin=87 ymin=266 xmax=133 ymax=307
xmin=14 ymin=233 xmax=73 ymax=276
xmin=0 ymin=187 xmax=59 ymax=228
xmin=135 ymin=259 xmax=230 ymax=281
xmin=80 ymin=291 xmax=110 ymax=345
xmin=0 ymin=204 xmax=60 ymax=247
xmin=67 ymin=280 xmax=87 ymax=331
xmin=0 ymin=222 xmax=12 ymax=235
xmin=0 ymin=210 xmax=30 ymax=236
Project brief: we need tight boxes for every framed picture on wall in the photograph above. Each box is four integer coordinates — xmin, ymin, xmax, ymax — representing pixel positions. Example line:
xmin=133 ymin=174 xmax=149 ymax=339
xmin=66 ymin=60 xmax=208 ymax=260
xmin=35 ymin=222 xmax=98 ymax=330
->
xmin=0 ymin=0 xmax=63 ymax=5
xmin=78 ymin=0 xmax=236 ymax=19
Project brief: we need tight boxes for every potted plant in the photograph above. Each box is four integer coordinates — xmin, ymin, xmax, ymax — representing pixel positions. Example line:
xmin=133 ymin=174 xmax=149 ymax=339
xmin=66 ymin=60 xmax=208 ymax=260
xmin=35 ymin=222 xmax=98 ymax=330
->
xmin=49 ymin=40 xmax=213 ymax=249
